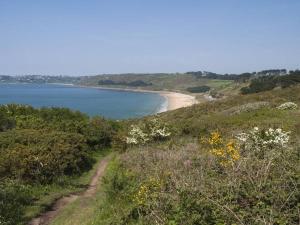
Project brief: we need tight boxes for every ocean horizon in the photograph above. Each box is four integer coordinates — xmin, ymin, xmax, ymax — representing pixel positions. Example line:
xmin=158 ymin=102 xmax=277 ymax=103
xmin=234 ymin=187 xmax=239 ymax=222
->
xmin=0 ymin=83 xmax=166 ymax=119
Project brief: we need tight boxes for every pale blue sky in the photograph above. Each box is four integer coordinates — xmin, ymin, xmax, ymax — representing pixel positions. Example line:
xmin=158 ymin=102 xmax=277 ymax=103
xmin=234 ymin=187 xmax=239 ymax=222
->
xmin=0 ymin=0 xmax=299 ymax=75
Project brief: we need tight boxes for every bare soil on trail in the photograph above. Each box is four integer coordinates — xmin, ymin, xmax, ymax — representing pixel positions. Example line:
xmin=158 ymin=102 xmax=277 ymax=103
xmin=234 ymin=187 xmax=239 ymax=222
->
xmin=28 ymin=157 xmax=109 ymax=225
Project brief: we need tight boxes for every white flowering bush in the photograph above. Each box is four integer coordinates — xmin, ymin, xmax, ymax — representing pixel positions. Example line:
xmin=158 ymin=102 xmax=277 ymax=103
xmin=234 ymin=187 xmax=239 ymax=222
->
xmin=277 ymin=102 xmax=298 ymax=110
xmin=236 ymin=127 xmax=290 ymax=157
xmin=126 ymin=125 xmax=149 ymax=145
xmin=148 ymin=118 xmax=171 ymax=140
xmin=126 ymin=118 xmax=171 ymax=145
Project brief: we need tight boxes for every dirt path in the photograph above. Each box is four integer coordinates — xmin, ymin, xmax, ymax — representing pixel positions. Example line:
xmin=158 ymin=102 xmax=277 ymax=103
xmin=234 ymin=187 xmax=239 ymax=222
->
xmin=28 ymin=156 xmax=110 ymax=225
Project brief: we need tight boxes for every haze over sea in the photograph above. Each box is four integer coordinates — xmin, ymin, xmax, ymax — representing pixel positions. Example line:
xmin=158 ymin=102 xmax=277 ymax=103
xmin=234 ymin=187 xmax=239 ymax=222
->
xmin=0 ymin=83 xmax=166 ymax=119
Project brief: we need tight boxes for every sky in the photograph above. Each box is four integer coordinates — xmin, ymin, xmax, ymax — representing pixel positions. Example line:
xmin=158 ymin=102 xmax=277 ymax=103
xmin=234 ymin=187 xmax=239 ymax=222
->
xmin=0 ymin=0 xmax=299 ymax=75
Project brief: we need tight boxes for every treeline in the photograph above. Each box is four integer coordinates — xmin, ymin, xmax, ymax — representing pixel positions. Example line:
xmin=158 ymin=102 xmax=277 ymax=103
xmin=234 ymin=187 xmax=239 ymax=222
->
xmin=186 ymin=85 xmax=211 ymax=93
xmin=186 ymin=69 xmax=290 ymax=82
xmin=0 ymin=104 xmax=117 ymax=224
xmin=241 ymin=70 xmax=300 ymax=94
xmin=186 ymin=71 xmax=253 ymax=82
xmin=0 ymin=75 xmax=80 ymax=84
xmin=98 ymin=79 xmax=152 ymax=87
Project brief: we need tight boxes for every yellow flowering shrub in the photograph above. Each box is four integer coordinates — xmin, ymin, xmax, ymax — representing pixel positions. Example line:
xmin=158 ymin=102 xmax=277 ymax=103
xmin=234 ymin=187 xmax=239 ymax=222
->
xmin=205 ymin=131 xmax=240 ymax=167
xmin=133 ymin=177 xmax=162 ymax=205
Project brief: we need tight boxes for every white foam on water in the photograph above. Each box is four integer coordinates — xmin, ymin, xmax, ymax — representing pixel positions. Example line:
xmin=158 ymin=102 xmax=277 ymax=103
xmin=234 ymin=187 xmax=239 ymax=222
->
xmin=157 ymin=95 xmax=168 ymax=113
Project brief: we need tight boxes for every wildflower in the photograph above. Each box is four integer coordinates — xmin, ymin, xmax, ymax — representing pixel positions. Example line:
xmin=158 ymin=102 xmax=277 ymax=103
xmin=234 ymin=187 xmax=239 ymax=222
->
xmin=277 ymin=102 xmax=298 ymax=110
xmin=133 ymin=177 xmax=162 ymax=205
xmin=206 ymin=131 xmax=240 ymax=167
xmin=126 ymin=118 xmax=171 ymax=145
xmin=148 ymin=118 xmax=171 ymax=140
xmin=208 ymin=131 xmax=222 ymax=145
xmin=126 ymin=125 xmax=149 ymax=145
xmin=236 ymin=127 xmax=290 ymax=156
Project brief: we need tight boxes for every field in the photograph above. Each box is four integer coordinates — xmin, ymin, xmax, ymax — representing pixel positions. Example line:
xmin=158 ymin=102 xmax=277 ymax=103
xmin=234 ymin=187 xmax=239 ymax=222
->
xmin=78 ymin=73 xmax=235 ymax=93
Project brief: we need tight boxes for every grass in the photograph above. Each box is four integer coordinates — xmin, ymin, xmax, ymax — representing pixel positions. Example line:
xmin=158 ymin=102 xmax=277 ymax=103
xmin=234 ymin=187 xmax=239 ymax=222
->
xmin=79 ymin=73 xmax=236 ymax=93
xmin=206 ymin=79 xmax=233 ymax=89
xmin=49 ymin=153 xmax=117 ymax=225
xmin=50 ymin=193 xmax=101 ymax=225
xmin=23 ymin=149 xmax=111 ymax=223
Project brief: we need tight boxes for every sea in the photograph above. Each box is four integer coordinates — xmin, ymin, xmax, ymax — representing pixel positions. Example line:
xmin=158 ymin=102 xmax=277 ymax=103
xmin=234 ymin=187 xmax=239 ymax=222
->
xmin=0 ymin=83 xmax=167 ymax=119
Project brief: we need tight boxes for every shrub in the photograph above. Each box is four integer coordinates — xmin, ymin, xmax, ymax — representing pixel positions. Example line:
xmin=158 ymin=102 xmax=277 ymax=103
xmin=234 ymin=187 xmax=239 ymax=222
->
xmin=0 ymin=129 xmax=92 ymax=183
xmin=277 ymin=102 xmax=298 ymax=110
xmin=0 ymin=181 xmax=32 ymax=225
xmin=126 ymin=118 xmax=171 ymax=145
xmin=221 ymin=101 xmax=270 ymax=115
xmin=84 ymin=117 xmax=116 ymax=149
xmin=186 ymin=85 xmax=210 ymax=93
xmin=202 ymin=131 xmax=240 ymax=167
xmin=147 ymin=118 xmax=171 ymax=141
xmin=100 ymin=127 xmax=298 ymax=224
xmin=0 ymin=112 xmax=15 ymax=132
xmin=126 ymin=125 xmax=149 ymax=145
xmin=0 ymin=104 xmax=115 ymax=149
xmin=240 ymin=76 xmax=278 ymax=94
xmin=236 ymin=127 xmax=290 ymax=157
xmin=241 ymin=71 xmax=300 ymax=94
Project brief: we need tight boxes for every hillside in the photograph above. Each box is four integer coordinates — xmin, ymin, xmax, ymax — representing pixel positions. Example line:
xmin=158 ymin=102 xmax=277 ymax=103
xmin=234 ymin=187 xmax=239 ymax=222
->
xmin=78 ymin=73 xmax=235 ymax=93
xmin=92 ymin=85 xmax=300 ymax=224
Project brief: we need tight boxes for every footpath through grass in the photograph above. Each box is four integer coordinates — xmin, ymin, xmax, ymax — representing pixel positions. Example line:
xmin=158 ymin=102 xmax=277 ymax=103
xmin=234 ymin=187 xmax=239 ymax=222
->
xmin=24 ymin=149 xmax=111 ymax=224
xmin=49 ymin=153 xmax=115 ymax=225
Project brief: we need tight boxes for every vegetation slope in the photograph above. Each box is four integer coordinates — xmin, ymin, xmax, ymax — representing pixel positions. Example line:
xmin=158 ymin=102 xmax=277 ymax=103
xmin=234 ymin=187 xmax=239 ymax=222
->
xmin=90 ymin=85 xmax=300 ymax=225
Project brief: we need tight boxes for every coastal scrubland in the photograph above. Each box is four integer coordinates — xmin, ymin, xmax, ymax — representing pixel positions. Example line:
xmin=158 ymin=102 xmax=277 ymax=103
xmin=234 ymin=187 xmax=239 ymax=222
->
xmin=0 ymin=105 xmax=117 ymax=225
xmin=1 ymin=71 xmax=300 ymax=225
xmin=88 ymin=85 xmax=300 ymax=225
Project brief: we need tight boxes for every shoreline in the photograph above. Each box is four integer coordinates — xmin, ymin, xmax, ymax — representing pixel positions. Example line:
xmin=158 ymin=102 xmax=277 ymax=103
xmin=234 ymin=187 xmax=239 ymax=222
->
xmin=158 ymin=91 xmax=198 ymax=112
xmin=1 ymin=82 xmax=199 ymax=113
xmin=72 ymin=84 xmax=198 ymax=113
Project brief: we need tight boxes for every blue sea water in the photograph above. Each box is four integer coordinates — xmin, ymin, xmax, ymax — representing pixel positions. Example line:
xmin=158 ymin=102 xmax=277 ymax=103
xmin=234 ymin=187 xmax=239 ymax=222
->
xmin=0 ymin=83 xmax=166 ymax=119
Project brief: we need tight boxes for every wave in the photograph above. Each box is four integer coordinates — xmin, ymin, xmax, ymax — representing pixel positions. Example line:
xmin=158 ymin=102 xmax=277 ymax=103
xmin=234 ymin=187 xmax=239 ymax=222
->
xmin=157 ymin=95 xmax=168 ymax=113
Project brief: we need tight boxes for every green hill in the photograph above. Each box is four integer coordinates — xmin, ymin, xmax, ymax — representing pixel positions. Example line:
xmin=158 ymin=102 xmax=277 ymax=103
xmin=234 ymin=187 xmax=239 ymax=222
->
xmin=91 ymin=85 xmax=300 ymax=225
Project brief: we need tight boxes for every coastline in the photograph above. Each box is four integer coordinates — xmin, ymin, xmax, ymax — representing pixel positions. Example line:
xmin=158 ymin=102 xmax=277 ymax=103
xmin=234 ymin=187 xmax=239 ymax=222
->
xmin=2 ymin=82 xmax=199 ymax=114
xmin=72 ymin=84 xmax=198 ymax=113
xmin=158 ymin=91 xmax=198 ymax=112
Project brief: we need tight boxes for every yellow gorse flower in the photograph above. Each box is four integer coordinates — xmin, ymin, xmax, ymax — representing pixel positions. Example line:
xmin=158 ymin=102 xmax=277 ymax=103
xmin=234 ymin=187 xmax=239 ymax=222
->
xmin=208 ymin=131 xmax=222 ymax=145
xmin=133 ymin=177 xmax=162 ymax=205
xmin=207 ymin=132 xmax=240 ymax=167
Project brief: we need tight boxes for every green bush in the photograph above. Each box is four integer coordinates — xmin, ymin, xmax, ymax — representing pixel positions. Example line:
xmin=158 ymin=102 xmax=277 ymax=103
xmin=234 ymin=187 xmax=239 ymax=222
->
xmin=241 ymin=76 xmax=278 ymax=94
xmin=241 ymin=71 xmax=300 ymax=94
xmin=0 ymin=104 xmax=119 ymax=224
xmin=0 ymin=104 xmax=116 ymax=148
xmin=186 ymin=85 xmax=210 ymax=93
xmin=0 ymin=181 xmax=32 ymax=225
xmin=0 ymin=111 xmax=15 ymax=132
xmin=0 ymin=129 xmax=92 ymax=183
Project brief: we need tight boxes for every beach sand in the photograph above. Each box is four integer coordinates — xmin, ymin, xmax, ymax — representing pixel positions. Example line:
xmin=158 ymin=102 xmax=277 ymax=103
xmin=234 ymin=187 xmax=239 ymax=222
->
xmin=159 ymin=91 xmax=198 ymax=112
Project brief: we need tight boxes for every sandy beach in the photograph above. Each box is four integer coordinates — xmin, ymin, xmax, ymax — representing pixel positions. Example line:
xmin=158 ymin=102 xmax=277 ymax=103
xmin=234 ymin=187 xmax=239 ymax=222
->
xmin=158 ymin=91 xmax=198 ymax=112
xmin=72 ymin=84 xmax=198 ymax=113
